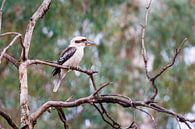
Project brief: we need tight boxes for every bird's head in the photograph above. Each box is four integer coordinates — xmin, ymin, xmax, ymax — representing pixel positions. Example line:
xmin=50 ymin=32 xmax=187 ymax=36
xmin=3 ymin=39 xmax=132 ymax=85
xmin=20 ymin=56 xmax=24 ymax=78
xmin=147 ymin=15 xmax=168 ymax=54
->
xmin=69 ymin=36 xmax=96 ymax=47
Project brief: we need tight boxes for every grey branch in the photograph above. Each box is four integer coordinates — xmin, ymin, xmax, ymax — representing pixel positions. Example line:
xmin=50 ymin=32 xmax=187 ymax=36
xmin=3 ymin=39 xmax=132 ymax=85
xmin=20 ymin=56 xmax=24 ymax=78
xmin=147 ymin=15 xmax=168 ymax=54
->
xmin=22 ymin=0 xmax=51 ymax=60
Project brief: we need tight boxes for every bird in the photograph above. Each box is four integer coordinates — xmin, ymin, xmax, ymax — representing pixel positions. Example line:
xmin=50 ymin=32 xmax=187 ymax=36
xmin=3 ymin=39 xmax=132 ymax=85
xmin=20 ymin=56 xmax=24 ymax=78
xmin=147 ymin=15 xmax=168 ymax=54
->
xmin=52 ymin=36 xmax=96 ymax=92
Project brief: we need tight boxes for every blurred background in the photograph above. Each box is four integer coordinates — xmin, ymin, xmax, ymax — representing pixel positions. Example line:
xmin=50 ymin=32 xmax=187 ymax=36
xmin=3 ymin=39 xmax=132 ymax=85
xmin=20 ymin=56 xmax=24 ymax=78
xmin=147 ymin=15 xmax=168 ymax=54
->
xmin=0 ymin=0 xmax=194 ymax=129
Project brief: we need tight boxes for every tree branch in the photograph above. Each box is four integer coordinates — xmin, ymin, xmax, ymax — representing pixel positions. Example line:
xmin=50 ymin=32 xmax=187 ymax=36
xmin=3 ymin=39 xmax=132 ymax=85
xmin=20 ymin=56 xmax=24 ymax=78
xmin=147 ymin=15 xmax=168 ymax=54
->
xmin=92 ymin=82 xmax=111 ymax=96
xmin=0 ymin=32 xmax=24 ymax=50
xmin=140 ymin=0 xmax=188 ymax=104
xmin=151 ymin=38 xmax=188 ymax=80
xmin=22 ymin=0 xmax=51 ymax=60
xmin=93 ymin=104 xmax=120 ymax=129
xmin=56 ymin=107 xmax=69 ymax=129
xmin=18 ymin=0 xmax=52 ymax=128
xmin=3 ymin=53 xmax=19 ymax=68
xmin=0 ymin=0 xmax=6 ymax=33
xmin=0 ymin=110 xmax=18 ymax=129
xmin=135 ymin=107 xmax=157 ymax=129
xmin=0 ymin=33 xmax=21 ymax=64
xmin=30 ymin=95 xmax=195 ymax=128
xmin=27 ymin=59 xmax=98 ymax=75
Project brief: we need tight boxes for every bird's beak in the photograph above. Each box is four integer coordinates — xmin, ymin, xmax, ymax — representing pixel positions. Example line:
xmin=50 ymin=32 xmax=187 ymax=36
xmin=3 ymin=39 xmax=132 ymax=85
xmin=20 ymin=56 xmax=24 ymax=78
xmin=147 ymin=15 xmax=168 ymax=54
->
xmin=85 ymin=40 xmax=96 ymax=46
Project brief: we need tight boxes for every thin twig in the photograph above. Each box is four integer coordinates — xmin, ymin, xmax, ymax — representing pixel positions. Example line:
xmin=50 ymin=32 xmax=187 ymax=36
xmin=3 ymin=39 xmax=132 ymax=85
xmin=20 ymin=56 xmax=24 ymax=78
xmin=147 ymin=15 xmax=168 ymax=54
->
xmin=0 ymin=33 xmax=21 ymax=64
xmin=0 ymin=0 xmax=6 ymax=10
xmin=56 ymin=107 xmax=69 ymax=129
xmin=0 ymin=32 xmax=22 ymax=37
xmin=0 ymin=32 xmax=24 ymax=53
xmin=93 ymin=104 xmax=120 ymax=129
xmin=141 ymin=0 xmax=153 ymax=80
xmin=0 ymin=0 xmax=6 ymax=33
xmin=151 ymin=38 xmax=188 ymax=80
xmin=0 ymin=110 xmax=18 ymax=129
xmin=99 ymin=103 xmax=121 ymax=128
xmin=92 ymin=82 xmax=111 ymax=96
xmin=135 ymin=107 xmax=157 ymax=129
xmin=141 ymin=0 xmax=157 ymax=102
xmin=89 ymin=74 xmax=98 ymax=91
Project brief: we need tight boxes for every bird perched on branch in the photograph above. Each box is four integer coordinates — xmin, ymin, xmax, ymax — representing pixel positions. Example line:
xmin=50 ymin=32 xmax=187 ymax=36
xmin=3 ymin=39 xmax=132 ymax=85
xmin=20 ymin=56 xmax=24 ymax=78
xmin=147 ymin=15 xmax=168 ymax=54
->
xmin=52 ymin=36 xmax=96 ymax=92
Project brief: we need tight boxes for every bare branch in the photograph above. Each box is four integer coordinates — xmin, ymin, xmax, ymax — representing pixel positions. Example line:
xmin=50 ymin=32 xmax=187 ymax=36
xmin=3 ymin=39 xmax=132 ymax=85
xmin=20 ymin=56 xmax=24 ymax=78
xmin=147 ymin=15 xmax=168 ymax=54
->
xmin=99 ymin=104 xmax=121 ymax=129
xmin=0 ymin=0 xmax=6 ymax=11
xmin=0 ymin=32 xmax=22 ymax=37
xmin=151 ymin=38 xmax=188 ymax=80
xmin=3 ymin=53 xmax=19 ymax=68
xmin=0 ymin=110 xmax=18 ymax=129
xmin=22 ymin=0 xmax=51 ymax=60
xmin=92 ymin=82 xmax=111 ymax=96
xmin=56 ymin=107 xmax=69 ymax=129
xmin=135 ymin=107 xmax=157 ymax=129
xmin=0 ymin=0 xmax=6 ymax=33
xmin=0 ymin=33 xmax=21 ymax=64
xmin=140 ymin=0 xmax=158 ymax=102
xmin=30 ymin=95 xmax=195 ymax=128
xmin=93 ymin=104 xmax=120 ymax=129
xmin=141 ymin=0 xmax=153 ymax=80
xmin=27 ymin=59 xmax=98 ymax=75
xmin=140 ymin=0 xmax=188 ymax=104
xmin=0 ymin=32 xmax=24 ymax=52
xmin=18 ymin=1 xmax=52 ymax=128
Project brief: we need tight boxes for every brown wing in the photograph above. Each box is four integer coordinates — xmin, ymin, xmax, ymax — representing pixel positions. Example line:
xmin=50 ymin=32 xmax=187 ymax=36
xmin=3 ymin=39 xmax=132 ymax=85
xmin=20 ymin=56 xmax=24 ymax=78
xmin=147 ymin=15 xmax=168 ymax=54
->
xmin=52 ymin=47 xmax=77 ymax=76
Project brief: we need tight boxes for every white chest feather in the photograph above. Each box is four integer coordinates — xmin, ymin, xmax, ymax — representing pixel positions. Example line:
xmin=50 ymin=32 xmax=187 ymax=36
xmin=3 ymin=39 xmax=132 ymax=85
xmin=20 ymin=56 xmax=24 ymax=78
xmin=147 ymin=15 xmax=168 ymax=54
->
xmin=63 ymin=47 xmax=84 ymax=67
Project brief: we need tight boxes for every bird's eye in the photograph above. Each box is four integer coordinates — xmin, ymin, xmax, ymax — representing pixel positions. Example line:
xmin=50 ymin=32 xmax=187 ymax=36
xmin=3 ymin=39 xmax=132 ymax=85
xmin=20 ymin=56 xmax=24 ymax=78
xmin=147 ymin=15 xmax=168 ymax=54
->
xmin=75 ymin=40 xmax=81 ymax=43
xmin=75 ymin=39 xmax=87 ymax=43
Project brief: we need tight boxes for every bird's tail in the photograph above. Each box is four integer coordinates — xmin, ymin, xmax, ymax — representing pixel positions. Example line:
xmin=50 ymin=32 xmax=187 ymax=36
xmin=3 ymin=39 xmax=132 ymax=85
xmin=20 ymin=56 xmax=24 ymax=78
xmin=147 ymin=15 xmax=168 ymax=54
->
xmin=53 ymin=70 xmax=68 ymax=92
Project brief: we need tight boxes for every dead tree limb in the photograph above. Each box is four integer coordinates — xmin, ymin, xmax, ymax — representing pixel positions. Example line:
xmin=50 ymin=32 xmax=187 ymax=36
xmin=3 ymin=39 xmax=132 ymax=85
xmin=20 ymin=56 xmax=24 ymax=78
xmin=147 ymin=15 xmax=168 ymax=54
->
xmin=0 ymin=33 xmax=21 ymax=64
xmin=141 ymin=0 xmax=188 ymax=104
xmin=0 ymin=110 xmax=18 ymax=129
xmin=29 ymin=95 xmax=195 ymax=128
xmin=0 ymin=0 xmax=6 ymax=33
xmin=3 ymin=53 xmax=19 ymax=68
xmin=56 ymin=107 xmax=69 ymax=129
xmin=0 ymin=0 xmax=194 ymax=128
xmin=19 ymin=0 xmax=52 ymax=128
xmin=22 ymin=0 xmax=51 ymax=61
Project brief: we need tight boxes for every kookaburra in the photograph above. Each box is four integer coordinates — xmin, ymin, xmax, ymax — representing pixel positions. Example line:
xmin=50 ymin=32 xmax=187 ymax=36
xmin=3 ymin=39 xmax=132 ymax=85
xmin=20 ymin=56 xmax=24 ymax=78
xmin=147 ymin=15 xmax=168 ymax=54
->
xmin=52 ymin=36 xmax=96 ymax=92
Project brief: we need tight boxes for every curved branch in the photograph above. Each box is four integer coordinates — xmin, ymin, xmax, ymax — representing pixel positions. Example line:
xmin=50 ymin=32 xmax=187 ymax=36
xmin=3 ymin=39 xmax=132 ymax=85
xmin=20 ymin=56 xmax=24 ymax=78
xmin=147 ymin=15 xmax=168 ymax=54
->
xmin=0 ymin=110 xmax=18 ymax=129
xmin=56 ymin=107 xmax=69 ymax=129
xmin=151 ymin=38 xmax=188 ymax=80
xmin=0 ymin=32 xmax=24 ymax=54
xmin=92 ymin=82 xmax=111 ymax=96
xmin=0 ymin=33 xmax=21 ymax=64
xmin=135 ymin=107 xmax=157 ymax=129
xmin=3 ymin=53 xmax=19 ymax=68
xmin=141 ymin=0 xmax=188 ymax=104
xmin=30 ymin=95 xmax=195 ymax=129
xmin=22 ymin=0 xmax=51 ymax=60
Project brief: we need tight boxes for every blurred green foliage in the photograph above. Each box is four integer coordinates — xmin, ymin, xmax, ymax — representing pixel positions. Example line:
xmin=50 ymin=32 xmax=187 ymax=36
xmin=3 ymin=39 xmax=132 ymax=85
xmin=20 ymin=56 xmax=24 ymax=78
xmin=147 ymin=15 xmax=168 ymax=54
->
xmin=0 ymin=0 xmax=194 ymax=129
